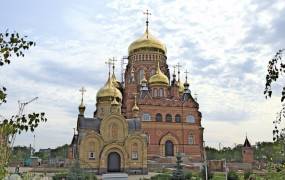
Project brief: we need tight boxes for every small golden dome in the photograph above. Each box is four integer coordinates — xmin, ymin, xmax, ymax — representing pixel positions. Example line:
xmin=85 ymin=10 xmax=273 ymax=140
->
xmin=96 ymin=76 xmax=122 ymax=100
xmin=128 ymin=31 xmax=167 ymax=54
xmin=132 ymin=103 xmax=139 ymax=112
xmin=149 ymin=61 xmax=169 ymax=86
xmin=178 ymin=81 xmax=184 ymax=93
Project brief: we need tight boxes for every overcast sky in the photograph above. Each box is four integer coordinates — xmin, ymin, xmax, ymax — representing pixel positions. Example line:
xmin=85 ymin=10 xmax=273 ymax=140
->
xmin=1 ymin=0 xmax=285 ymax=150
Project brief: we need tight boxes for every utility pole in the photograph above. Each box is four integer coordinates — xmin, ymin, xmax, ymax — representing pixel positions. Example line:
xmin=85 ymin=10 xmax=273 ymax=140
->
xmin=223 ymin=158 xmax=228 ymax=180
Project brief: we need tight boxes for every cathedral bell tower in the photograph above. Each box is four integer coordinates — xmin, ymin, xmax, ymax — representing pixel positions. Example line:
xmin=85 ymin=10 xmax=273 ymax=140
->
xmin=123 ymin=11 xmax=170 ymax=117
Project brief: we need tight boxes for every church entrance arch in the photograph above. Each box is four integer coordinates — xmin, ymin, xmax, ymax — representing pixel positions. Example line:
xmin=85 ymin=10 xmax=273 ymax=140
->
xmin=165 ymin=140 xmax=174 ymax=156
xmin=107 ymin=152 xmax=121 ymax=172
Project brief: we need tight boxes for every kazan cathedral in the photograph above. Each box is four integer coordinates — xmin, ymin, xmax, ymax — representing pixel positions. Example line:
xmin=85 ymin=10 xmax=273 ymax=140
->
xmin=68 ymin=16 xmax=204 ymax=175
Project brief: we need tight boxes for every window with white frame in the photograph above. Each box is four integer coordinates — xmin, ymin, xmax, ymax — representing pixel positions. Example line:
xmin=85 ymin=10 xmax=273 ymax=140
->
xmin=142 ymin=113 xmax=151 ymax=121
xmin=88 ymin=142 xmax=95 ymax=160
xmin=89 ymin=152 xmax=95 ymax=160
xmin=131 ymin=143 xmax=138 ymax=160
xmin=188 ymin=134 xmax=194 ymax=145
xmin=132 ymin=152 xmax=138 ymax=160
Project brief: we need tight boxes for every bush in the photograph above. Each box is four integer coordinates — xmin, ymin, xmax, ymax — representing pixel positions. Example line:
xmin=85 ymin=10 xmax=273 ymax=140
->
xmin=150 ymin=173 xmax=172 ymax=180
xmin=244 ymin=171 xmax=252 ymax=180
xmin=53 ymin=172 xmax=68 ymax=180
xmin=184 ymin=172 xmax=192 ymax=180
xmin=227 ymin=171 xmax=239 ymax=180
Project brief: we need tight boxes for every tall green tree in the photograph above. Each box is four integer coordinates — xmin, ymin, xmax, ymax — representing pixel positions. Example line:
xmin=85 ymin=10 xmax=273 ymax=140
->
xmin=0 ymin=31 xmax=47 ymax=179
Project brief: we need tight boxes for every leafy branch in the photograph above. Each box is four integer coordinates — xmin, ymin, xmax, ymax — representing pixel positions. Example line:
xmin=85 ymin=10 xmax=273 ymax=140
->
xmin=0 ymin=30 xmax=35 ymax=66
xmin=264 ymin=49 xmax=285 ymax=142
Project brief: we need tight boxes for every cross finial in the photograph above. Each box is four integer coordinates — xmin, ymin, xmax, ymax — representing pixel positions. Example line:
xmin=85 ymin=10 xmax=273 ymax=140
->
xmin=176 ymin=62 xmax=182 ymax=81
xmin=79 ymin=86 xmax=86 ymax=106
xmin=184 ymin=69 xmax=189 ymax=82
xmin=109 ymin=57 xmax=117 ymax=74
xmin=105 ymin=58 xmax=114 ymax=77
xmin=143 ymin=9 xmax=151 ymax=38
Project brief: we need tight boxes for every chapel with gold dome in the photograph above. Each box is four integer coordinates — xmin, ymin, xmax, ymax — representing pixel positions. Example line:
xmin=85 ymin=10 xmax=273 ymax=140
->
xmin=68 ymin=11 xmax=204 ymax=175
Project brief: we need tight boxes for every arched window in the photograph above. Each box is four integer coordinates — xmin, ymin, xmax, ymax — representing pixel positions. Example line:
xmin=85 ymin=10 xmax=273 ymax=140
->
xmin=138 ymin=69 xmax=144 ymax=82
xmin=165 ymin=114 xmax=172 ymax=122
xmin=153 ymin=88 xmax=158 ymax=97
xmin=165 ymin=140 xmax=174 ymax=156
xmin=188 ymin=134 xmax=194 ymax=145
xmin=142 ymin=113 xmax=151 ymax=121
xmin=186 ymin=115 xmax=195 ymax=123
xmin=156 ymin=113 xmax=162 ymax=122
xmin=175 ymin=114 xmax=181 ymax=123
xmin=88 ymin=142 xmax=95 ymax=160
xmin=110 ymin=123 xmax=118 ymax=139
xmin=131 ymin=143 xmax=138 ymax=160
xmin=159 ymin=88 xmax=164 ymax=97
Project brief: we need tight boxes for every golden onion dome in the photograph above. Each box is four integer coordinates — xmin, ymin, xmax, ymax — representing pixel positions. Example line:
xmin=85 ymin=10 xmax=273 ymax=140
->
xmin=128 ymin=31 xmax=167 ymax=54
xmin=96 ymin=76 xmax=122 ymax=100
xmin=132 ymin=103 xmax=139 ymax=112
xmin=132 ymin=94 xmax=140 ymax=112
xmin=149 ymin=61 xmax=169 ymax=86
xmin=178 ymin=81 xmax=184 ymax=93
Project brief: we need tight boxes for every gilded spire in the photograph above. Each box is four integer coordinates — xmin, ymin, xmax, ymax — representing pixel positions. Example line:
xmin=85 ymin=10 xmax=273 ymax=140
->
xmin=105 ymin=58 xmax=113 ymax=78
xmin=176 ymin=62 xmax=184 ymax=93
xmin=156 ymin=60 xmax=161 ymax=74
xmin=79 ymin=87 xmax=86 ymax=116
xmin=132 ymin=93 xmax=140 ymax=117
xmin=143 ymin=9 xmax=151 ymax=38
xmin=109 ymin=57 xmax=120 ymax=88
xmin=79 ymin=86 xmax=86 ymax=107
xmin=184 ymin=69 xmax=190 ymax=91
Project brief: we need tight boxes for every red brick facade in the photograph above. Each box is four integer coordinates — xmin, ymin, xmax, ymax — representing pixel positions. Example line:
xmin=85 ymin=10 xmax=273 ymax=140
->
xmin=242 ymin=137 xmax=254 ymax=163
xmin=122 ymin=32 xmax=204 ymax=161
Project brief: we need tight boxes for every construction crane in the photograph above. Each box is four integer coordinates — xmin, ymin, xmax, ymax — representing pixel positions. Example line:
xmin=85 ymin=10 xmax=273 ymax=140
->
xmin=18 ymin=97 xmax=38 ymax=116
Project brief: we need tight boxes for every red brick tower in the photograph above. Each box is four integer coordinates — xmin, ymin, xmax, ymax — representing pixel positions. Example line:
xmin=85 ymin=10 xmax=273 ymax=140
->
xmin=242 ymin=136 xmax=254 ymax=163
xmin=122 ymin=12 xmax=204 ymax=161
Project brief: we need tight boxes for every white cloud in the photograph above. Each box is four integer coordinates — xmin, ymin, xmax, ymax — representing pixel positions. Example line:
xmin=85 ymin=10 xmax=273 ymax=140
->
xmin=1 ymin=0 xmax=284 ymax=149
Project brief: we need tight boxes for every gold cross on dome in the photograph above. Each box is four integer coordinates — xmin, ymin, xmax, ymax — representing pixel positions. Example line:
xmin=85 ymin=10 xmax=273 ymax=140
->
xmin=143 ymin=9 xmax=152 ymax=37
xmin=105 ymin=58 xmax=113 ymax=75
xmin=109 ymin=57 xmax=117 ymax=73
